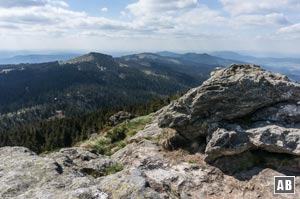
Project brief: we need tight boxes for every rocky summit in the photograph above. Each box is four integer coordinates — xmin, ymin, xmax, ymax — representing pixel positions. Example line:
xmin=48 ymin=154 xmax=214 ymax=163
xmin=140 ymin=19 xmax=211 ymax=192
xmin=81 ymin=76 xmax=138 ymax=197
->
xmin=158 ymin=64 xmax=300 ymax=162
xmin=158 ymin=64 xmax=300 ymax=138
xmin=1 ymin=64 xmax=300 ymax=199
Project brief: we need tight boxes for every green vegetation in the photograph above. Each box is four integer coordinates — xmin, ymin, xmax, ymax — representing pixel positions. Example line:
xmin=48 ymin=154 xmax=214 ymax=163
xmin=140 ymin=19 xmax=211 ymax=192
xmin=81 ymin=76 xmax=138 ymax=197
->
xmin=84 ymin=115 xmax=153 ymax=156
xmin=104 ymin=164 xmax=124 ymax=176
xmin=80 ymin=163 xmax=124 ymax=177
xmin=188 ymin=159 xmax=199 ymax=164
xmin=0 ymin=94 xmax=181 ymax=153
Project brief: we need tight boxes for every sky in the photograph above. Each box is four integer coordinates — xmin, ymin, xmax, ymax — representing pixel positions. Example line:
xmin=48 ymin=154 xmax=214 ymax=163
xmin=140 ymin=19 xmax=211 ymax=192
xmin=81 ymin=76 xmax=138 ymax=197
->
xmin=0 ymin=0 xmax=300 ymax=55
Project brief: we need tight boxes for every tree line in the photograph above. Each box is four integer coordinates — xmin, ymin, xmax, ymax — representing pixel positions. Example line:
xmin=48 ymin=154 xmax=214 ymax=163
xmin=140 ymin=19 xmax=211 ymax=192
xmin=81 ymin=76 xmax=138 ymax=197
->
xmin=0 ymin=94 xmax=181 ymax=153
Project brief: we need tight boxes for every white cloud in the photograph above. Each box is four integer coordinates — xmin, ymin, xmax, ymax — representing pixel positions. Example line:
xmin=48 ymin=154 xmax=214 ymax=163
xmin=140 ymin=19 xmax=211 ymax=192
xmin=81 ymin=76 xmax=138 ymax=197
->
xmin=0 ymin=0 xmax=127 ymax=36
xmin=48 ymin=0 xmax=68 ymax=7
xmin=232 ymin=13 xmax=290 ymax=27
xmin=220 ymin=0 xmax=300 ymax=16
xmin=120 ymin=11 xmax=127 ymax=17
xmin=0 ymin=0 xmax=299 ymax=53
xmin=124 ymin=0 xmax=228 ymax=37
xmin=124 ymin=0 xmax=289 ymax=39
xmin=279 ymin=23 xmax=300 ymax=33
xmin=127 ymin=0 xmax=197 ymax=16
xmin=0 ymin=5 xmax=83 ymax=26
xmin=0 ymin=0 xmax=290 ymax=39
xmin=101 ymin=7 xmax=108 ymax=12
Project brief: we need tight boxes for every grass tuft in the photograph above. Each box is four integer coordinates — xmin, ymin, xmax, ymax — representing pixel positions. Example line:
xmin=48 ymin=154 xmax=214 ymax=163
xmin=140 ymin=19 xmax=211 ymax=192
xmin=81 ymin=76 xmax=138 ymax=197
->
xmin=82 ymin=115 xmax=153 ymax=155
xmin=104 ymin=164 xmax=124 ymax=176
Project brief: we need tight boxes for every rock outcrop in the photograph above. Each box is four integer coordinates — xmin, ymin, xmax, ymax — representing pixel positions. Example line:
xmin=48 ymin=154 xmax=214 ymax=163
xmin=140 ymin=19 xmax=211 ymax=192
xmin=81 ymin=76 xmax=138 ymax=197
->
xmin=158 ymin=64 xmax=300 ymax=162
xmin=158 ymin=64 xmax=300 ymax=138
xmin=0 ymin=147 xmax=114 ymax=199
xmin=1 ymin=64 xmax=300 ymax=199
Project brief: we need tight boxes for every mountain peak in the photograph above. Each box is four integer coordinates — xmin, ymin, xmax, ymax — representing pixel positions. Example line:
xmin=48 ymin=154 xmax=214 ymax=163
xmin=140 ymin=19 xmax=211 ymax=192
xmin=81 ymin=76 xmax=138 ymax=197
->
xmin=121 ymin=53 xmax=163 ymax=62
xmin=88 ymin=52 xmax=113 ymax=59
xmin=65 ymin=52 xmax=113 ymax=64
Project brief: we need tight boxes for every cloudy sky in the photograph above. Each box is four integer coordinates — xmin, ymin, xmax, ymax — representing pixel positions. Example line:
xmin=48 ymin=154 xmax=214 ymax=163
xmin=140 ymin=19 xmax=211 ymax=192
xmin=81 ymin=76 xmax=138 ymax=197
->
xmin=0 ymin=0 xmax=300 ymax=55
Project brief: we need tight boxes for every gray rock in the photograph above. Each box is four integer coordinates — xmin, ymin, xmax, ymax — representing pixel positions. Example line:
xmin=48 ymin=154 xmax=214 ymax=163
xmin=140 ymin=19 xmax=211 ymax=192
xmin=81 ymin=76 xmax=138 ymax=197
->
xmin=129 ymin=120 xmax=163 ymax=142
xmin=2 ymin=140 xmax=300 ymax=198
xmin=157 ymin=64 xmax=300 ymax=165
xmin=0 ymin=146 xmax=167 ymax=199
xmin=248 ymin=125 xmax=300 ymax=155
xmin=205 ymin=124 xmax=300 ymax=162
xmin=0 ymin=147 xmax=114 ymax=199
xmin=112 ymin=140 xmax=166 ymax=169
xmin=110 ymin=133 xmax=300 ymax=198
xmin=99 ymin=168 xmax=163 ymax=199
xmin=205 ymin=125 xmax=300 ymax=162
xmin=251 ymin=103 xmax=300 ymax=125
xmin=48 ymin=147 xmax=116 ymax=177
xmin=205 ymin=128 xmax=253 ymax=162
xmin=158 ymin=64 xmax=300 ymax=139
xmin=109 ymin=111 xmax=134 ymax=126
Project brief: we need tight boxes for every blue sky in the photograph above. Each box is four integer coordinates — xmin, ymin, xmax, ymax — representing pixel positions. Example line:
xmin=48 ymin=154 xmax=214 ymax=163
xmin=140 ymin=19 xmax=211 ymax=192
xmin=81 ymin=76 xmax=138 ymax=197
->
xmin=64 ymin=0 xmax=135 ymax=19
xmin=0 ymin=0 xmax=300 ymax=55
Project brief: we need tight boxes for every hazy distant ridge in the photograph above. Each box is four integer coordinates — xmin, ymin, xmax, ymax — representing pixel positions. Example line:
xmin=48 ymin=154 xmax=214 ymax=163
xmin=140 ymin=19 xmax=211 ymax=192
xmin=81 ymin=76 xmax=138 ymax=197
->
xmin=0 ymin=54 xmax=80 ymax=65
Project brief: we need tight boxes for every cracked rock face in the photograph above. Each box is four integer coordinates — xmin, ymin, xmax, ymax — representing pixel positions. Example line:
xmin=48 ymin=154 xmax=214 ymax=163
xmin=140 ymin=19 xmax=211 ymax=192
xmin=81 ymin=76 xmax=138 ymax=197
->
xmin=158 ymin=64 xmax=300 ymax=139
xmin=0 ymin=147 xmax=118 ymax=199
xmin=158 ymin=64 xmax=300 ymax=162
xmin=205 ymin=125 xmax=300 ymax=162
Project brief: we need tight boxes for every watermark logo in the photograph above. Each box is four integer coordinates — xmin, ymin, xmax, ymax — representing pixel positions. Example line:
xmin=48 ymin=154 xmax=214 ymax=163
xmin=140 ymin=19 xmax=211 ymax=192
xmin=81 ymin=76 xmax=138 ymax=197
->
xmin=274 ymin=176 xmax=295 ymax=194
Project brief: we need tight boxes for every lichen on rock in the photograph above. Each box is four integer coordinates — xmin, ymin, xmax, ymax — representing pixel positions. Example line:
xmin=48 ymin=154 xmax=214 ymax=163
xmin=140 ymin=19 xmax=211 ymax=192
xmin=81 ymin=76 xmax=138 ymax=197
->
xmin=158 ymin=64 xmax=300 ymax=163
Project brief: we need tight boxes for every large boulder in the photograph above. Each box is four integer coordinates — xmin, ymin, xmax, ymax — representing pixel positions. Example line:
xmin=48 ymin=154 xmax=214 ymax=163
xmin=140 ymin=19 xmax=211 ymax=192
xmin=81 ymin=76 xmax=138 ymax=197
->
xmin=158 ymin=64 xmax=300 ymax=139
xmin=205 ymin=125 xmax=300 ymax=162
xmin=158 ymin=64 xmax=300 ymax=162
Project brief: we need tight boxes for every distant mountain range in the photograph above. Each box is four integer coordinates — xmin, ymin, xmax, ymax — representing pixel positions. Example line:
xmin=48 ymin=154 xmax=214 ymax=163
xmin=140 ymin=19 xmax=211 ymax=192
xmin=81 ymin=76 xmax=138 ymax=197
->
xmin=156 ymin=51 xmax=245 ymax=66
xmin=1 ymin=51 xmax=243 ymax=132
xmin=211 ymin=51 xmax=300 ymax=64
xmin=211 ymin=51 xmax=300 ymax=81
xmin=156 ymin=51 xmax=300 ymax=81
xmin=0 ymin=54 xmax=80 ymax=65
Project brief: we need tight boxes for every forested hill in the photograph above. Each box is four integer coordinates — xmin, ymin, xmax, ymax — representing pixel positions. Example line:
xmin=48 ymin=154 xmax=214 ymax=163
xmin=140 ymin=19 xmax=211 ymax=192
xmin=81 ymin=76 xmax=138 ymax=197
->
xmin=0 ymin=52 xmax=242 ymax=151
xmin=0 ymin=52 xmax=214 ymax=117
xmin=0 ymin=52 xmax=234 ymax=125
